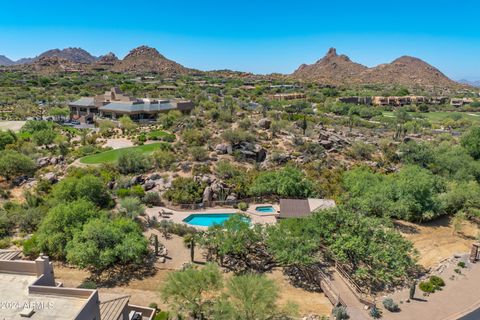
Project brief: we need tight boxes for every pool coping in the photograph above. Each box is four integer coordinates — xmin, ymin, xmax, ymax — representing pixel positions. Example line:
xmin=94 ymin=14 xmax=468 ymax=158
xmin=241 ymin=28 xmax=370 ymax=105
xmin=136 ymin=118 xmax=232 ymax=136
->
xmin=145 ymin=205 xmax=278 ymax=229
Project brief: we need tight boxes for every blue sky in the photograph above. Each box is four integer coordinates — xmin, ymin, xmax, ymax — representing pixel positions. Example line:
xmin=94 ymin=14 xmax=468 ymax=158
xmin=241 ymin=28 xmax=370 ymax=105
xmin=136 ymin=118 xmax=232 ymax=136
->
xmin=1 ymin=0 xmax=479 ymax=79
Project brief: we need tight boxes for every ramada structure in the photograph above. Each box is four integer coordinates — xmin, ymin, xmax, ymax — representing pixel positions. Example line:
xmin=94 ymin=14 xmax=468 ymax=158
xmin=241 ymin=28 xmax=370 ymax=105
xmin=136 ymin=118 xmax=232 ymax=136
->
xmin=69 ymin=87 xmax=194 ymax=122
xmin=278 ymin=198 xmax=336 ymax=219
xmin=0 ymin=253 xmax=155 ymax=320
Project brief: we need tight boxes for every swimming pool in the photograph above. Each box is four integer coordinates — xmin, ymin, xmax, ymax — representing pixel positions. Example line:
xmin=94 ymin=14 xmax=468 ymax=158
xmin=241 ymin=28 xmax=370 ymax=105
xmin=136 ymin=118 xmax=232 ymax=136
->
xmin=255 ymin=206 xmax=276 ymax=213
xmin=183 ymin=213 xmax=250 ymax=227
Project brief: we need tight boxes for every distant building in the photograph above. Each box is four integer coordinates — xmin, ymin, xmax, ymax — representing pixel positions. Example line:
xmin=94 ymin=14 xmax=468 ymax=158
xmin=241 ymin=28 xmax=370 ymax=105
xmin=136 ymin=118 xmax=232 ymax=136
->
xmin=0 ymin=254 xmax=155 ymax=320
xmin=337 ymin=96 xmax=372 ymax=105
xmin=450 ymin=98 xmax=474 ymax=107
xmin=278 ymin=198 xmax=335 ymax=219
xmin=271 ymin=93 xmax=306 ymax=101
xmin=69 ymin=87 xmax=194 ymax=122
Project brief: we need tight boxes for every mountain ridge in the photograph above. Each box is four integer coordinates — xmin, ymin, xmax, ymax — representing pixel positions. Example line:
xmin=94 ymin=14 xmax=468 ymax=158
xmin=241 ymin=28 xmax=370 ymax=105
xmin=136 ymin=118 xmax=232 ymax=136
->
xmin=292 ymin=48 xmax=460 ymax=88
xmin=0 ymin=46 xmax=466 ymax=88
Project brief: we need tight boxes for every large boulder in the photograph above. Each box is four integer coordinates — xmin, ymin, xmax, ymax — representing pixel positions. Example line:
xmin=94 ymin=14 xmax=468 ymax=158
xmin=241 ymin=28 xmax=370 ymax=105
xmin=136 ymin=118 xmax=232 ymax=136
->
xmin=36 ymin=157 xmax=50 ymax=168
xmin=202 ymin=186 xmax=212 ymax=203
xmin=41 ymin=172 xmax=58 ymax=184
xmin=258 ymin=118 xmax=272 ymax=129
xmin=143 ymin=179 xmax=156 ymax=191
xmin=215 ymin=143 xmax=232 ymax=155
xmin=236 ymin=142 xmax=267 ymax=162
xmin=130 ymin=175 xmax=144 ymax=186
xmin=148 ymin=173 xmax=162 ymax=180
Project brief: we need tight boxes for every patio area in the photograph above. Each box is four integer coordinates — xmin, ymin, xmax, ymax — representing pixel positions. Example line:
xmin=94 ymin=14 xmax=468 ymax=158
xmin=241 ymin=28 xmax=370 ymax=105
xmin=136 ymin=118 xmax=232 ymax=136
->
xmin=145 ymin=205 xmax=278 ymax=229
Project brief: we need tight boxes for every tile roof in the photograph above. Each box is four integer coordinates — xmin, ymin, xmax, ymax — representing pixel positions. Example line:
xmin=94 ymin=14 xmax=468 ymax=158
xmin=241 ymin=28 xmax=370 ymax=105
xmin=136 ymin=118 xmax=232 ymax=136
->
xmin=69 ymin=97 xmax=95 ymax=107
xmin=279 ymin=198 xmax=336 ymax=218
xmin=99 ymin=295 xmax=130 ymax=320
xmin=279 ymin=199 xmax=311 ymax=218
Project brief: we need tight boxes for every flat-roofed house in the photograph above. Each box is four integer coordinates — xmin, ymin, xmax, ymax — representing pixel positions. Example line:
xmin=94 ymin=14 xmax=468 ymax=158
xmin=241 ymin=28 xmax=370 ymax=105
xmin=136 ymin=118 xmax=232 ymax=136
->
xmin=69 ymin=87 xmax=194 ymax=122
xmin=337 ymin=96 xmax=372 ymax=105
xmin=0 ymin=255 xmax=155 ymax=320
xmin=271 ymin=93 xmax=306 ymax=101
xmin=278 ymin=198 xmax=335 ymax=219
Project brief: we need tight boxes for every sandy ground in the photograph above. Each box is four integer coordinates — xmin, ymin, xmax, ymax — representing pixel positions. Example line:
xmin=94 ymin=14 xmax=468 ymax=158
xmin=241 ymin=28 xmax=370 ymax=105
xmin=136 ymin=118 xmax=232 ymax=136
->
xmin=53 ymin=229 xmax=332 ymax=317
xmin=266 ymin=269 xmax=333 ymax=316
xmin=394 ymin=216 xmax=479 ymax=269
xmin=0 ymin=120 xmax=25 ymax=132
xmin=102 ymin=138 xmax=134 ymax=149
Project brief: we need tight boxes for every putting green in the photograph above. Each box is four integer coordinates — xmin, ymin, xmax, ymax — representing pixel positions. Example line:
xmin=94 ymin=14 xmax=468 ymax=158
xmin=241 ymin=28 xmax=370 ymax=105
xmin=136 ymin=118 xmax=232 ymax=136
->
xmin=80 ymin=143 xmax=163 ymax=164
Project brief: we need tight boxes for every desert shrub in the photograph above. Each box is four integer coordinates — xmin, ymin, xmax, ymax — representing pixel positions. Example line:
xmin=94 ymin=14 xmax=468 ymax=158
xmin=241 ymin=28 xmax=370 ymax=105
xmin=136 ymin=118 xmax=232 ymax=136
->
xmin=250 ymin=166 xmax=316 ymax=198
xmin=147 ymin=131 xmax=175 ymax=142
xmin=143 ymin=192 xmax=162 ymax=206
xmin=215 ymin=160 xmax=240 ymax=179
xmin=117 ymin=149 xmax=151 ymax=174
xmin=116 ymin=185 xmax=145 ymax=199
xmin=79 ymin=280 xmax=97 ymax=289
xmin=458 ymin=261 xmax=466 ymax=268
xmin=332 ymin=305 xmax=349 ymax=320
xmin=152 ymin=150 xmax=176 ymax=170
xmin=148 ymin=302 xmax=158 ymax=310
xmin=221 ymin=129 xmax=255 ymax=145
xmin=0 ymin=237 xmax=11 ymax=249
xmin=163 ymin=177 xmax=205 ymax=205
xmin=383 ymin=298 xmax=399 ymax=312
xmin=419 ymin=281 xmax=435 ymax=293
xmin=0 ymin=150 xmax=36 ymax=180
xmin=370 ymin=306 xmax=382 ymax=319
xmin=50 ymin=175 xmax=113 ymax=208
xmin=182 ymin=129 xmax=210 ymax=146
xmin=238 ymin=202 xmax=248 ymax=211
xmin=154 ymin=311 xmax=170 ymax=320
xmin=347 ymin=141 xmax=375 ymax=160
xmin=429 ymin=275 xmax=445 ymax=288
xmin=189 ymin=146 xmax=208 ymax=161
xmin=157 ymin=220 xmax=197 ymax=237
xmin=192 ymin=164 xmax=211 ymax=176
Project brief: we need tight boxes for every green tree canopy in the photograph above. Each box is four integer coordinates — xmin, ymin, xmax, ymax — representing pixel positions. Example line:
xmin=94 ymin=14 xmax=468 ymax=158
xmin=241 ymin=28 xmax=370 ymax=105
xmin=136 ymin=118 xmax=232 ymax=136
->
xmin=161 ymin=263 xmax=223 ymax=319
xmin=50 ymin=174 xmax=113 ymax=208
xmin=33 ymin=199 xmax=105 ymax=259
xmin=164 ymin=177 xmax=205 ymax=205
xmin=213 ymin=274 xmax=279 ymax=320
xmin=117 ymin=149 xmax=151 ymax=174
xmin=0 ymin=130 xmax=16 ymax=150
xmin=461 ymin=126 xmax=480 ymax=160
xmin=250 ymin=166 xmax=316 ymax=198
xmin=66 ymin=217 xmax=148 ymax=274
xmin=0 ymin=150 xmax=36 ymax=180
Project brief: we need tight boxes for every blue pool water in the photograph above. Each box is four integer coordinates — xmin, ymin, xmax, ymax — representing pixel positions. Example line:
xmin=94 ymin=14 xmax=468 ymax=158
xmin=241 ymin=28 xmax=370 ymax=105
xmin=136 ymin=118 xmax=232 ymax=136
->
xmin=255 ymin=206 xmax=276 ymax=213
xmin=183 ymin=213 xmax=250 ymax=227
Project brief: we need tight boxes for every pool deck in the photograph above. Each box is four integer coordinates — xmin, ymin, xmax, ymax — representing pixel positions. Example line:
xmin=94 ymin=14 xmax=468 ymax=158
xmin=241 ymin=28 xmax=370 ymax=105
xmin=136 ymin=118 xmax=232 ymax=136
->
xmin=145 ymin=204 xmax=278 ymax=229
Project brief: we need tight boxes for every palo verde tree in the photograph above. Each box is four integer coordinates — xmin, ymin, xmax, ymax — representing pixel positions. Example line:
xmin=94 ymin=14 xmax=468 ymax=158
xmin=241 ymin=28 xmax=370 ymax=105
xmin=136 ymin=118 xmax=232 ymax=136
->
xmin=199 ymin=215 xmax=274 ymax=273
xmin=161 ymin=263 xmax=223 ymax=320
xmin=66 ymin=217 xmax=148 ymax=277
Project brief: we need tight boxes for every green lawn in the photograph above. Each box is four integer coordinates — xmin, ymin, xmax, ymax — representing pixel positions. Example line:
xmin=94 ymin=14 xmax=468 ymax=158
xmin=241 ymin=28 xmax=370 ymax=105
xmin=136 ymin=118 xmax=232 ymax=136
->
xmin=80 ymin=143 xmax=163 ymax=164
xmin=382 ymin=111 xmax=480 ymax=123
